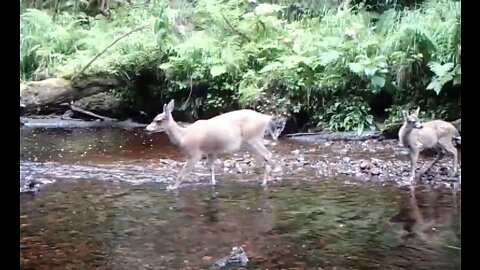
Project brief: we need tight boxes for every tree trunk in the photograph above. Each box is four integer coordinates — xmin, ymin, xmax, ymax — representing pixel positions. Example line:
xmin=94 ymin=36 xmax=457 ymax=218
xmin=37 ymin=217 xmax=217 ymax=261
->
xmin=20 ymin=76 xmax=121 ymax=114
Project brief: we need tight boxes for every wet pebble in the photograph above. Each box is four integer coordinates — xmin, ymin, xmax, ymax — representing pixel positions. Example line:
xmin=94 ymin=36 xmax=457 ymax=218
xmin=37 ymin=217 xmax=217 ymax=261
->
xmin=370 ymin=168 xmax=381 ymax=176
xmin=291 ymin=149 xmax=300 ymax=155
xmin=359 ymin=160 xmax=370 ymax=170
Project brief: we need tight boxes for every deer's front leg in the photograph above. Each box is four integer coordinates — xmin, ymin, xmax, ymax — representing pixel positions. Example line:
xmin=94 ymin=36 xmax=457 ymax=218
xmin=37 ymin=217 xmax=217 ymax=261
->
xmin=169 ymin=155 xmax=201 ymax=190
xmin=409 ymin=150 xmax=419 ymax=184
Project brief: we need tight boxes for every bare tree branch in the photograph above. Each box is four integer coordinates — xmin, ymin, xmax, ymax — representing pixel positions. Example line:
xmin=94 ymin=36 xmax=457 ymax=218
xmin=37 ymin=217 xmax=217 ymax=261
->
xmin=71 ymin=24 xmax=149 ymax=81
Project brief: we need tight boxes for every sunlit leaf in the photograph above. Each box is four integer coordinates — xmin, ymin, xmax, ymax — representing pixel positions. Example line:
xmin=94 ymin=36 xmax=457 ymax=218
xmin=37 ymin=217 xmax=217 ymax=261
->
xmin=349 ymin=63 xmax=364 ymax=74
xmin=254 ymin=4 xmax=284 ymax=16
xmin=427 ymin=61 xmax=454 ymax=77
xmin=210 ymin=65 xmax=227 ymax=77
xmin=371 ymin=75 xmax=385 ymax=88
xmin=364 ymin=66 xmax=377 ymax=77
xmin=426 ymin=79 xmax=443 ymax=95
xmin=319 ymin=50 xmax=342 ymax=66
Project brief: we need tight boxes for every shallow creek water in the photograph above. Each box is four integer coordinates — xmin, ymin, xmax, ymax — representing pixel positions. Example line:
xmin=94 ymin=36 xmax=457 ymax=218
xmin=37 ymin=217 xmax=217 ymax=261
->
xmin=20 ymin=128 xmax=461 ymax=270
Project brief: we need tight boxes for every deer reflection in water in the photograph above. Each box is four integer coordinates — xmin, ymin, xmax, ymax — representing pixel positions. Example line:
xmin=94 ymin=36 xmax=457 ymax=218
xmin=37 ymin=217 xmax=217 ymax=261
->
xmin=390 ymin=184 xmax=460 ymax=247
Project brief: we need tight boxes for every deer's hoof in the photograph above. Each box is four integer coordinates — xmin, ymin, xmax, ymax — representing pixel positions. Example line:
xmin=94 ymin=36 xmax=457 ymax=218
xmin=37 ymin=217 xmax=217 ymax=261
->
xmin=166 ymin=184 xmax=179 ymax=190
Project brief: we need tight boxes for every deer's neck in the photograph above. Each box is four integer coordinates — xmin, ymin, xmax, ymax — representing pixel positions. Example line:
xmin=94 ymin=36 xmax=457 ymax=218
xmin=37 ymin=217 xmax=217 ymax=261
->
xmin=165 ymin=119 xmax=187 ymax=146
xmin=399 ymin=123 xmax=414 ymax=148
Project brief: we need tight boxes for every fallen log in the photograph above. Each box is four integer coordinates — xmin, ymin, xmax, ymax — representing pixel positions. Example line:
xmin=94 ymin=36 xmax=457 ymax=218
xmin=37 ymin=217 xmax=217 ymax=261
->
xmin=20 ymin=76 xmax=121 ymax=114
xmin=20 ymin=116 xmax=146 ymax=130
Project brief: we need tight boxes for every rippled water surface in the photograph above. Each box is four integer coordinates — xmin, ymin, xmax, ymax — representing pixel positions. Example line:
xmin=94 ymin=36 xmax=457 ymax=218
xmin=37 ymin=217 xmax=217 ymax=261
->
xmin=20 ymin=128 xmax=461 ymax=270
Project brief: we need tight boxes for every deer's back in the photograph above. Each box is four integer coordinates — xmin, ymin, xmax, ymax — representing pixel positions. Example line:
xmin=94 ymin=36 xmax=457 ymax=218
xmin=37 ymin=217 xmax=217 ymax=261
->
xmin=407 ymin=120 xmax=459 ymax=149
xmin=180 ymin=109 xmax=272 ymax=155
xmin=422 ymin=120 xmax=459 ymax=138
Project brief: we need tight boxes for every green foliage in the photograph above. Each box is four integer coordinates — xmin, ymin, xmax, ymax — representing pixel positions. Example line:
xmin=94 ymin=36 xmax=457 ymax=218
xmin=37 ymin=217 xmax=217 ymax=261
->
xmin=426 ymin=61 xmax=460 ymax=94
xmin=319 ymin=98 xmax=375 ymax=134
xmin=157 ymin=0 xmax=459 ymax=131
xmin=20 ymin=4 xmax=159 ymax=80
xmin=20 ymin=0 xmax=461 ymax=132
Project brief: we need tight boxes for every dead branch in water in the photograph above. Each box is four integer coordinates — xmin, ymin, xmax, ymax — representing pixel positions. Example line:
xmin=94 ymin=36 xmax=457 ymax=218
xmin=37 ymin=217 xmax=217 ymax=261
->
xmin=69 ymin=103 xmax=117 ymax=121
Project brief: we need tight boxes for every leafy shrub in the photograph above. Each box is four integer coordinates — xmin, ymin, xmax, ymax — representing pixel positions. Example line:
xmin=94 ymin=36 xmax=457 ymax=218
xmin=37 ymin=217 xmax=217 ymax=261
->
xmin=20 ymin=0 xmax=461 ymax=132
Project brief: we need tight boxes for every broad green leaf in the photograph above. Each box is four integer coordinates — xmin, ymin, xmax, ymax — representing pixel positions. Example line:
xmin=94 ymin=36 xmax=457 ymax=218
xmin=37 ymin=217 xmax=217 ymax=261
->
xmin=210 ymin=65 xmax=227 ymax=78
xmin=364 ymin=66 xmax=378 ymax=77
xmin=453 ymin=74 xmax=461 ymax=85
xmin=366 ymin=115 xmax=374 ymax=125
xmin=348 ymin=63 xmax=365 ymax=74
xmin=440 ymin=73 xmax=453 ymax=85
xmin=280 ymin=55 xmax=314 ymax=69
xmin=319 ymin=50 xmax=342 ymax=66
xmin=379 ymin=68 xmax=389 ymax=74
xmin=374 ymin=55 xmax=386 ymax=63
xmin=159 ymin=63 xmax=173 ymax=70
xmin=241 ymin=12 xmax=255 ymax=19
xmin=426 ymin=79 xmax=443 ymax=95
xmin=356 ymin=124 xmax=364 ymax=135
xmin=371 ymin=75 xmax=386 ymax=88
xmin=427 ymin=61 xmax=454 ymax=77
xmin=259 ymin=62 xmax=282 ymax=73
xmin=168 ymin=56 xmax=182 ymax=62
xmin=254 ymin=3 xmax=284 ymax=16
xmin=453 ymin=65 xmax=461 ymax=75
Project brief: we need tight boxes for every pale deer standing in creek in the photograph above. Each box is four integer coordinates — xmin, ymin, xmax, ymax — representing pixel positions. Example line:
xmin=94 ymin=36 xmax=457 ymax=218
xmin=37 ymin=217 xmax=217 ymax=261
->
xmin=145 ymin=100 xmax=277 ymax=190
xmin=398 ymin=107 xmax=461 ymax=183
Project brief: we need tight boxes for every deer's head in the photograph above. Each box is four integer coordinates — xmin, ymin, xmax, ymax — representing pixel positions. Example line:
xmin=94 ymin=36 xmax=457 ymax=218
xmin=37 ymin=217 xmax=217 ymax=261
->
xmin=146 ymin=99 xmax=175 ymax=133
xmin=402 ymin=107 xmax=423 ymax=129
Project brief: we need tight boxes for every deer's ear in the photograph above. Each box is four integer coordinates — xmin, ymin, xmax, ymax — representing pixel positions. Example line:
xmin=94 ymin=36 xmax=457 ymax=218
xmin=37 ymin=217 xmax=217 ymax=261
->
xmin=163 ymin=103 xmax=170 ymax=119
xmin=166 ymin=99 xmax=175 ymax=113
xmin=402 ymin=110 xmax=409 ymax=120
xmin=414 ymin=107 xmax=420 ymax=116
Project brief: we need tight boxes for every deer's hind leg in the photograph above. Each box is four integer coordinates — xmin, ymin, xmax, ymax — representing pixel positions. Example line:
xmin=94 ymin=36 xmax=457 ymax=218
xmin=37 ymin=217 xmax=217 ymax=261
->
xmin=439 ymin=139 xmax=458 ymax=176
xmin=206 ymin=154 xmax=218 ymax=185
xmin=421 ymin=151 xmax=444 ymax=175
